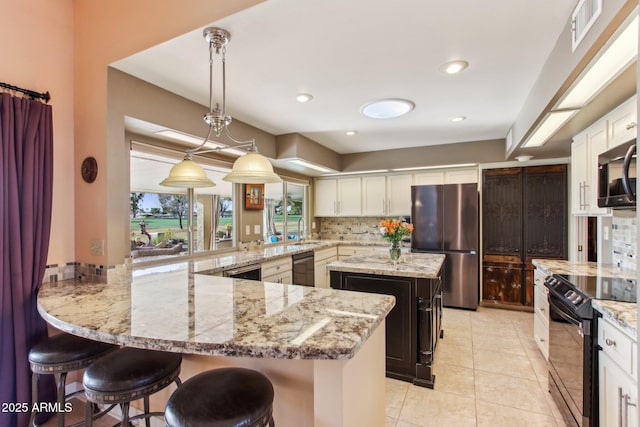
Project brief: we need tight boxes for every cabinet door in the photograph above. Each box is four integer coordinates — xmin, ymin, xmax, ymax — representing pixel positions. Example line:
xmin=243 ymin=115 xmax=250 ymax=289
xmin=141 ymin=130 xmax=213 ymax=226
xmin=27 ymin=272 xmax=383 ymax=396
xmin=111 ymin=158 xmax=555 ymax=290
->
xmin=414 ymin=171 xmax=444 ymax=186
xmin=600 ymin=352 xmax=638 ymax=427
xmin=571 ymin=133 xmax=589 ymax=215
xmin=362 ymin=176 xmax=387 ymax=216
xmin=387 ymin=174 xmax=413 ymax=216
xmin=524 ymin=165 xmax=567 ymax=259
xmin=313 ymin=255 xmax=337 ymax=289
xmin=444 ymin=168 xmax=478 ymax=184
xmin=482 ymin=262 xmax=523 ymax=306
xmin=315 ymin=179 xmax=337 ymax=216
xmin=608 ymin=96 xmax=637 ymax=149
xmin=482 ymin=168 xmax=522 ymax=256
xmin=342 ymin=273 xmax=415 ymax=376
xmin=588 ymin=125 xmax=609 ymax=215
xmin=337 ymin=177 xmax=361 ymax=216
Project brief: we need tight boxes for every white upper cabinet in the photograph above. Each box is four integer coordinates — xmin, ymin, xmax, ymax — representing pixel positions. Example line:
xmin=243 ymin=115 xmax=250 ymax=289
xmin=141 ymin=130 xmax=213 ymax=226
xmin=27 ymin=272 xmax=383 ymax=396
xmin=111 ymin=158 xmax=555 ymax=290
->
xmin=608 ymin=95 xmax=637 ymax=149
xmin=414 ymin=167 xmax=478 ymax=185
xmin=570 ymin=96 xmax=636 ymax=216
xmin=314 ymin=178 xmax=361 ymax=216
xmin=361 ymin=174 xmax=413 ymax=217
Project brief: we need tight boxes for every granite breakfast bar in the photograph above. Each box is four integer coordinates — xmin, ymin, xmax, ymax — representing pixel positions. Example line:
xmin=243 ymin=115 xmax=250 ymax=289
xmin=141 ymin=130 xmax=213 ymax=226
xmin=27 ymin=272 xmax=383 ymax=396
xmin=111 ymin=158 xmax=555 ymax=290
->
xmin=328 ymin=252 xmax=445 ymax=388
xmin=37 ymin=259 xmax=395 ymax=427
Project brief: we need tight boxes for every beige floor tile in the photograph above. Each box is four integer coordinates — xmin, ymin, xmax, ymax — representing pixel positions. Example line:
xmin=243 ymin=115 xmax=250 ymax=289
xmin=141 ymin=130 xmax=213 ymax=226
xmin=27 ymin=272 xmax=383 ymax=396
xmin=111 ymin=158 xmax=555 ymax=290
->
xmin=441 ymin=327 xmax=474 ymax=348
xmin=435 ymin=342 xmax=474 ymax=369
xmin=474 ymin=370 xmax=552 ymax=415
xmin=476 ymin=400 xmax=557 ymax=427
xmin=399 ymin=387 xmax=477 ymax=427
xmin=395 ymin=420 xmax=423 ymax=427
xmin=473 ymin=348 xmax=538 ymax=381
xmin=471 ymin=317 xmax=520 ymax=338
xmin=386 ymin=377 xmax=410 ymax=419
xmin=471 ymin=330 xmax=528 ymax=356
xmin=432 ymin=362 xmax=475 ymax=398
xmin=41 ymin=398 xmax=118 ymax=427
xmin=386 ymin=416 xmax=399 ymax=427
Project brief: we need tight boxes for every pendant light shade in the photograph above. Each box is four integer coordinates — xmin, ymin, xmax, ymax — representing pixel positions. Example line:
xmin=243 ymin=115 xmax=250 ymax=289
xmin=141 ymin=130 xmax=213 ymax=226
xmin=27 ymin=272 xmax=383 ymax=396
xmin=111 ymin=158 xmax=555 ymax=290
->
xmin=159 ymin=26 xmax=281 ymax=188
xmin=160 ymin=158 xmax=215 ymax=188
xmin=223 ymin=151 xmax=283 ymax=183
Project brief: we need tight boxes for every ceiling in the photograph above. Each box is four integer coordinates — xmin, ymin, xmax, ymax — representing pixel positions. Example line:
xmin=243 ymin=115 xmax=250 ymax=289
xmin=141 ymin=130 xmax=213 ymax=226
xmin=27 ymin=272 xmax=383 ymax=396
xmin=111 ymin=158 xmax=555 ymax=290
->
xmin=112 ymin=0 xmax=596 ymax=167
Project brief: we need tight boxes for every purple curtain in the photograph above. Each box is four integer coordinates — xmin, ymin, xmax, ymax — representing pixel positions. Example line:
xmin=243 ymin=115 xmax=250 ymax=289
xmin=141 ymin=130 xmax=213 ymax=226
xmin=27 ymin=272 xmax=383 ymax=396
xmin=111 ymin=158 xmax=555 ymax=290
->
xmin=0 ymin=92 xmax=55 ymax=427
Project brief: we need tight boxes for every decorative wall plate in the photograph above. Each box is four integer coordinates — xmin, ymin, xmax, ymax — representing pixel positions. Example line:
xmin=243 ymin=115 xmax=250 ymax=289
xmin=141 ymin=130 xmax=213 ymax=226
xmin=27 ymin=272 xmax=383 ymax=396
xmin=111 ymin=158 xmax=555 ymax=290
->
xmin=81 ymin=156 xmax=98 ymax=183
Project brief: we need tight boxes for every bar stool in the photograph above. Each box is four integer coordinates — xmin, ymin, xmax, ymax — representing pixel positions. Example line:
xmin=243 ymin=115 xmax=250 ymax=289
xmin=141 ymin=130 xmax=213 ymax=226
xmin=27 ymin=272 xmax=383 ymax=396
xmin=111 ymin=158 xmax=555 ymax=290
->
xmin=28 ymin=332 xmax=117 ymax=427
xmin=82 ymin=347 xmax=182 ymax=426
xmin=165 ymin=367 xmax=275 ymax=427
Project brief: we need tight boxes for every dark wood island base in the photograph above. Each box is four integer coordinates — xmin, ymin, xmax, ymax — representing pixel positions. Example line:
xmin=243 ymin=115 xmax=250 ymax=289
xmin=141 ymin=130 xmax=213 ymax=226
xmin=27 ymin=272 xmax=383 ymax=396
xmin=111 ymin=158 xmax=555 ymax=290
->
xmin=328 ymin=252 xmax=444 ymax=388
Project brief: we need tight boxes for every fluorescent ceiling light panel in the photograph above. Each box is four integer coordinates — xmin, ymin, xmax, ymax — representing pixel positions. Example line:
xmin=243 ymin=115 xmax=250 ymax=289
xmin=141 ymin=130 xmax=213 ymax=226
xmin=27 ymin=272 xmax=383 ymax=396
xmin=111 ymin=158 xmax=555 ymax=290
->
xmin=558 ymin=15 xmax=638 ymax=109
xmin=155 ymin=129 xmax=246 ymax=156
xmin=322 ymin=169 xmax=389 ymax=176
xmin=155 ymin=129 xmax=223 ymax=148
xmin=289 ymin=159 xmax=335 ymax=173
xmin=522 ymin=110 xmax=578 ymax=147
xmin=391 ymin=163 xmax=477 ymax=172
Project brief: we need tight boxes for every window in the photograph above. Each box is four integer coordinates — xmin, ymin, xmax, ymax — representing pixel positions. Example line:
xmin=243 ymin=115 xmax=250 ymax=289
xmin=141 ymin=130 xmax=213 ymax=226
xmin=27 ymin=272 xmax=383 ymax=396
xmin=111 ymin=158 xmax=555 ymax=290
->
xmin=129 ymin=148 xmax=235 ymax=258
xmin=263 ymin=181 xmax=308 ymax=244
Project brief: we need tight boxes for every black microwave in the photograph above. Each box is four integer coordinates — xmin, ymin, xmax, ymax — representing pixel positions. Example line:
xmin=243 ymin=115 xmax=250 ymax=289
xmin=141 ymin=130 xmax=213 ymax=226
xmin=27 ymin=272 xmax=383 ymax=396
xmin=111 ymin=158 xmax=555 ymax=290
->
xmin=598 ymin=139 xmax=636 ymax=208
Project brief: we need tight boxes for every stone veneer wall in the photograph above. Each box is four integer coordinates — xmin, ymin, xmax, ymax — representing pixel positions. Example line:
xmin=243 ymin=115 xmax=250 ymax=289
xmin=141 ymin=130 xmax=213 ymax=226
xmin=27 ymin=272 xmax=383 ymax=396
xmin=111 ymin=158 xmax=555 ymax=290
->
xmin=317 ymin=217 xmax=389 ymax=242
xmin=611 ymin=210 xmax=637 ymax=271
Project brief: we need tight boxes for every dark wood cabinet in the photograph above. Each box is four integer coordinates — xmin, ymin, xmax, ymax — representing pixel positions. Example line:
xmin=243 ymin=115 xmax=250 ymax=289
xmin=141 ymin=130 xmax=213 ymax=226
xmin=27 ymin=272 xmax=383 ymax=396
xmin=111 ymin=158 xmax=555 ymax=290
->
xmin=330 ymin=270 xmax=442 ymax=388
xmin=482 ymin=165 xmax=567 ymax=308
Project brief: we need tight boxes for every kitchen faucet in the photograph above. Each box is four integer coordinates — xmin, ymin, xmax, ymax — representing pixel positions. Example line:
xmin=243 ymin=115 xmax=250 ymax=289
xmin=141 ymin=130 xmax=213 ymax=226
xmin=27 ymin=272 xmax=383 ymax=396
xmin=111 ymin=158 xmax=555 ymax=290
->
xmin=297 ymin=217 xmax=305 ymax=242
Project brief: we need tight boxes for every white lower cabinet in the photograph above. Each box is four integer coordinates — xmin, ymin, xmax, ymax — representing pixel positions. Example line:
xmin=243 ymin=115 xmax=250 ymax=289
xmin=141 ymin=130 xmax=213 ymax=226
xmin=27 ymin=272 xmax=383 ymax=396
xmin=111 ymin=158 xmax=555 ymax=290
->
xmin=261 ymin=256 xmax=292 ymax=284
xmin=533 ymin=269 xmax=549 ymax=360
xmin=599 ymin=316 xmax=638 ymax=427
xmin=337 ymin=245 xmax=385 ymax=260
xmin=313 ymin=246 xmax=338 ymax=289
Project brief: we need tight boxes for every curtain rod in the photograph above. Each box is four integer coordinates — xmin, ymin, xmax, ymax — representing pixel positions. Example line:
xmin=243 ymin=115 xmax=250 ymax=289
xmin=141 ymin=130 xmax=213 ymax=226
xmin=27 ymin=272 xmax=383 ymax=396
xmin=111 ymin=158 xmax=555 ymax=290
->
xmin=0 ymin=82 xmax=50 ymax=103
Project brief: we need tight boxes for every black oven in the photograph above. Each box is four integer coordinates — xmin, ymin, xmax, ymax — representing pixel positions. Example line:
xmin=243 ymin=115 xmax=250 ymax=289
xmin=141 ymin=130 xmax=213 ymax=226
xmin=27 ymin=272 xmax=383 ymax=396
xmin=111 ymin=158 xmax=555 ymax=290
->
xmin=547 ymin=289 xmax=595 ymax=427
xmin=545 ymin=273 xmax=637 ymax=427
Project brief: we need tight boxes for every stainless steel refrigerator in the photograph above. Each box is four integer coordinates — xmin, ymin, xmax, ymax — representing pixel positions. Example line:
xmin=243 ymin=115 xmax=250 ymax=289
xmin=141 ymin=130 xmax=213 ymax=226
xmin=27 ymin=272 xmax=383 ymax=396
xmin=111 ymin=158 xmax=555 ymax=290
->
xmin=411 ymin=183 xmax=479 ymax=309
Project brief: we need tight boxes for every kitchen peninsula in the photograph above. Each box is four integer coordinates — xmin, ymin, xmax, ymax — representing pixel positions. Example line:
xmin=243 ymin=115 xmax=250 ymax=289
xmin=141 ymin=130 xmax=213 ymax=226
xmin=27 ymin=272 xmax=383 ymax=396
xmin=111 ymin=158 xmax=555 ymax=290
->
xmin=328 ymin=252 xmax=445 ymax=388
xmin=37 ymin=258 xmax=395 ymax=427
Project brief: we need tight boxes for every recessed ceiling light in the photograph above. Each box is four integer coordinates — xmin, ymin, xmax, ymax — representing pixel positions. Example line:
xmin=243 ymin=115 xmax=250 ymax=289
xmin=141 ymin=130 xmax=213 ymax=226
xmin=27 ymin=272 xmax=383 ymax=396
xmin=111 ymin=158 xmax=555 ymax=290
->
xmin=361 ymin=99 xmax=414 ymax=119
xmin=440 ymin=60 xmax=469 ymax=74
xmin=345 ymin=130 xmax=358 ymax=136
xmin=450 ymin=116 xmax=466 ymax=122
xmin=296 ymin=93 xmax=313 ymax=103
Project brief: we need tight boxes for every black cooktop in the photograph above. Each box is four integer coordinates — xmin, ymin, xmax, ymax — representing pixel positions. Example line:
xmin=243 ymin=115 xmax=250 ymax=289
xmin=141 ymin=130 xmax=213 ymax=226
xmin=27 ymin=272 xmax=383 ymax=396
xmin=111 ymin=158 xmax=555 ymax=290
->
xmin=556 ymin=273 xmax=637 ymax=303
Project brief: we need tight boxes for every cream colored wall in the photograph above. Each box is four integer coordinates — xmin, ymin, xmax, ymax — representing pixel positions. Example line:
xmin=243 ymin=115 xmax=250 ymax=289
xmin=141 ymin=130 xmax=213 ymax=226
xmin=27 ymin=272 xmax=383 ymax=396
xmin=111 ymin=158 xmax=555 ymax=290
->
xmin=2 ymin=0 xmax=75 ymax=265
xmin=73 ymin=0 xmax=265 ymax=265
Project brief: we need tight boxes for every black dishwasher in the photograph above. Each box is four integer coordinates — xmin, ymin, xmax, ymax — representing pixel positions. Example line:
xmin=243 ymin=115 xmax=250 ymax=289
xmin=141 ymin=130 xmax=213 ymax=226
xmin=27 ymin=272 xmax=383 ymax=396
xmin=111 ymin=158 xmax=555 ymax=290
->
xmin=293 ymin=251 xmax=314 ymax=286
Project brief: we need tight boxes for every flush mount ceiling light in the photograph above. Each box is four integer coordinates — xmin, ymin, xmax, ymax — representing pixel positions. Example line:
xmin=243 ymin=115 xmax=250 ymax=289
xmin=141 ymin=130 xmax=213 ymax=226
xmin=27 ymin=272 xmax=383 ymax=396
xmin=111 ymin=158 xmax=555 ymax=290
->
xmin=345 ymin=130 xmax=358 ymax=136
xmin=440 ymin=60 xmax=469 ymax=74
xmin=515 ymin=155 xmax=534 ymax=162
xmin=296 ymin=93 xmax=314 ymax=103
xmin=361 ymin=99 xmax=415 ymax=119
xmin=450 ymin=116 xmax=466 ymax=122
xmin=160 ymin=27 xmax=281 ymax=188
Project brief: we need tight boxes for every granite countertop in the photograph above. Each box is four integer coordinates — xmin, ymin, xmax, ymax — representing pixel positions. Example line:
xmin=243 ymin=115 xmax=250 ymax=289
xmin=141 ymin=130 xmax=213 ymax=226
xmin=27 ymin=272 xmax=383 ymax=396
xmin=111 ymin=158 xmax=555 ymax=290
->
xmin=532 ymin=259 xmax=637 ymax=338
xmin=37 ymin=261 xmax=395 ymax=360
xmin=327 ymin=252 xmax=445 ymax=278
xmin=190 ymin=240 xmax=386 ymax=275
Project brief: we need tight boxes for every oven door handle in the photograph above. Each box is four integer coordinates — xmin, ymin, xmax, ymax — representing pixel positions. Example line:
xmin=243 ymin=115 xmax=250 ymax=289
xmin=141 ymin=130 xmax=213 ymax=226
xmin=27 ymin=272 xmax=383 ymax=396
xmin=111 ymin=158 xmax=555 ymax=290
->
xmin=549 ymin=297 xmax=582 ymax=327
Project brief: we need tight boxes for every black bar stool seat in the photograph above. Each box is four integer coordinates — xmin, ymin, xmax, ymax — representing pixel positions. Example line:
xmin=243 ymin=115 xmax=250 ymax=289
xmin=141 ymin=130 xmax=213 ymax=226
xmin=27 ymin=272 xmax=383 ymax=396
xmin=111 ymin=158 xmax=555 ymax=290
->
xmin=165 ymin=367 xmax=275 ymax=427
xmin=82 ymin=347 xmax=182 ymax=426
xmin=28 ymin=333 xmax=117 ymax=427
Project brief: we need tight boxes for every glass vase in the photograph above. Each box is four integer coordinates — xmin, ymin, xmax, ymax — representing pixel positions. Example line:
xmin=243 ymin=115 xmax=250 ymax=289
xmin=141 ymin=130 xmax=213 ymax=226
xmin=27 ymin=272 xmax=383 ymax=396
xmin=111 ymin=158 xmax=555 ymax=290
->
xmin=389 ymin=241 xmax=401 ymax=265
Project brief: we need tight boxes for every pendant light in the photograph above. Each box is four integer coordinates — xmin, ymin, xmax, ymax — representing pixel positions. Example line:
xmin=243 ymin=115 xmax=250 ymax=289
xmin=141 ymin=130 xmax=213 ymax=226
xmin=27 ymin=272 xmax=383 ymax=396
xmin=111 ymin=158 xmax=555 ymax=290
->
xmin=160 ymin=27 xmax=281 ymax=188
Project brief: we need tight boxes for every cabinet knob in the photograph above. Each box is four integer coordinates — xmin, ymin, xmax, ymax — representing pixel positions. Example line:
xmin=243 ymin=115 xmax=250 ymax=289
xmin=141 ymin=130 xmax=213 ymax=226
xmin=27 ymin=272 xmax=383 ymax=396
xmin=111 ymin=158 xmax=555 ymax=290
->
xmin=626 ymin=122 xmax=637 ymax=130
xmin=605 ymin=338 xmax=616 ymax=347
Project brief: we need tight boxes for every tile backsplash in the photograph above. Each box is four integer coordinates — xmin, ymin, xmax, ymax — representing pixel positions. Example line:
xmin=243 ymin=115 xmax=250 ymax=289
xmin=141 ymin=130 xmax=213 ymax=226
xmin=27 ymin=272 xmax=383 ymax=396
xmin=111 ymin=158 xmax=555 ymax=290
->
xmin=318 ymin=217 xmax=388 ymax=242
xmin=611 ymin=210 xmax=637 ymax=271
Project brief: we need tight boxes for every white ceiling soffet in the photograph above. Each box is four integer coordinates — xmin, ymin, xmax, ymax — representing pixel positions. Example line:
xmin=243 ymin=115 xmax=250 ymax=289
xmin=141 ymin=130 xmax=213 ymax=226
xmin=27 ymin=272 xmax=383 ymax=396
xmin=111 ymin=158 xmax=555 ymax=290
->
xmin=113 ymin=0 xmax=576 ymax=155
